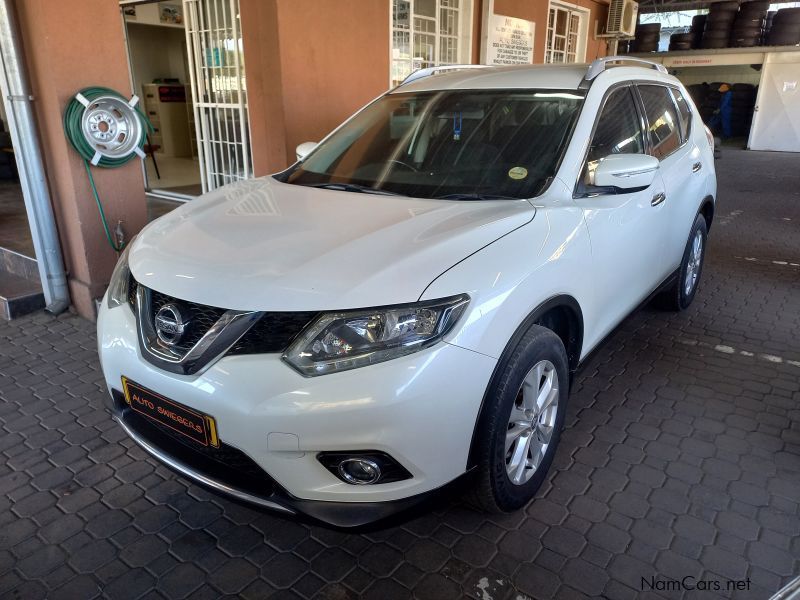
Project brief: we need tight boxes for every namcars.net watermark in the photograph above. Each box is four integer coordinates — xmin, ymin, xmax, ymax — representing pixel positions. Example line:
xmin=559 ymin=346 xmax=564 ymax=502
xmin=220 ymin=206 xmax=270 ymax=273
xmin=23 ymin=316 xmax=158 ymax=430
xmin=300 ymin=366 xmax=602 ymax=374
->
xmin=642 ymin=575 xmax=752 ymax=593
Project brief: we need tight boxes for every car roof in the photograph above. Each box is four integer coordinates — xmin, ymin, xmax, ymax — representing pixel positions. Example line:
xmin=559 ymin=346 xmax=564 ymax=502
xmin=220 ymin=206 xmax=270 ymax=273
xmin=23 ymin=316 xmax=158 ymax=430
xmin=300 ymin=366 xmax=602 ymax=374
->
xmin=391 ymin=61 xmax=678 ymax=94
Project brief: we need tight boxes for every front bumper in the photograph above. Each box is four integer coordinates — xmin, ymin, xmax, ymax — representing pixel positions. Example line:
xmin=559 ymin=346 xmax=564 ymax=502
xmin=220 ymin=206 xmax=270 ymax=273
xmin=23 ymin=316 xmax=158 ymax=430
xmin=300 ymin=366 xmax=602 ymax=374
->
xmin=98 ymin=303 xmax=496 ymax=526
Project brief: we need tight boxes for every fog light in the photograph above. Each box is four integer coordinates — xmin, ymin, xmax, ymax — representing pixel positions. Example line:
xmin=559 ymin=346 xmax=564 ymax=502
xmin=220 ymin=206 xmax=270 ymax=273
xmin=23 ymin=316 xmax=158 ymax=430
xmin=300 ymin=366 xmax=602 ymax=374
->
xmin=338 ymin=458 xmax=381 ymax=485
xmin=318 ymin=451 xmax=412 ymax=484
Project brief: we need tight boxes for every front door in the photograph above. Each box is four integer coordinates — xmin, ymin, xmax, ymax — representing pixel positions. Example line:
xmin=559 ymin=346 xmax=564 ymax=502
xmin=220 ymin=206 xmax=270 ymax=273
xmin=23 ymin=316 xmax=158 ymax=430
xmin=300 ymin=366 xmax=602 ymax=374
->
xmin=573 ymin=86 xmax=668 ymax=345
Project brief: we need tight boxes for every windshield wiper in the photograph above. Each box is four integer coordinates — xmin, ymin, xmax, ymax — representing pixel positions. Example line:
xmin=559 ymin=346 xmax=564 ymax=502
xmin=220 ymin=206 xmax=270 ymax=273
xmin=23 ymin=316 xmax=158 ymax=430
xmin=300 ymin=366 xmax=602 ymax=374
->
xmin=435 ymin=193 xmax=518 ymax=200
xmin=304 ymin=183 xmax=402 ymax=196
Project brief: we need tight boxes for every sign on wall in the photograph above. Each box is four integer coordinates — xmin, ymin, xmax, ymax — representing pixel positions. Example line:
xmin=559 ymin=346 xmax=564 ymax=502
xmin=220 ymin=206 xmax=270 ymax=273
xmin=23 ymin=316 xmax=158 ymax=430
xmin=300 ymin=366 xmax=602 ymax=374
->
xmin=485 ymin=13 xmax=535 ymax=65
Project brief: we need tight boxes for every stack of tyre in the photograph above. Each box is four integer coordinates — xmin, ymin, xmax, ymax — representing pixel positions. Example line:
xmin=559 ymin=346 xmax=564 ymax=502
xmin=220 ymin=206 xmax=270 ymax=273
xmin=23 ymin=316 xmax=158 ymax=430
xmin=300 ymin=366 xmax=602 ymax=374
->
xmin=763 ymin=11 xmax=776 ymax=44
xmin=730 ymin=0 xmax=769 ymax=48
xmin=698 ymin=83 xmax=724 ymax=122
xmin=669 ymin=31 xmax=694 ymax=51
xmin=632 ymin=22 xmax=661 ymax=52
xmin=730 ymin=83 xmax=758 ymax=137
xmin=690 ymin=14 xmax=707 ymax=48
xmin=702 ymin=1 xmax=739 ymax=49
xmin=685 ymin=83 xmax=710 ymax=117
xmin=766 ymin=7 xmax=800 ymax=46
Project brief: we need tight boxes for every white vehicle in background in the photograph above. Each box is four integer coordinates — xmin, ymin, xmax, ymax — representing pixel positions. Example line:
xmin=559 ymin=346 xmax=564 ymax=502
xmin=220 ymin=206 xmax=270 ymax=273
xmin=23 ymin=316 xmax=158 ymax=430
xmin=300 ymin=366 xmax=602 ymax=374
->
xmin=97 ymin=57 xmax=716 ymax=527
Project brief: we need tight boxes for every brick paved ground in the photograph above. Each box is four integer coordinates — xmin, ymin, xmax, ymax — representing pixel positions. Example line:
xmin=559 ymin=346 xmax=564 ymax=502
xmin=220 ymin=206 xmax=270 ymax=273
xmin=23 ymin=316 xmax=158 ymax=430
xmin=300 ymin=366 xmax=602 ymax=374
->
xmin=1 ymin=148 xmax=799 ymax=599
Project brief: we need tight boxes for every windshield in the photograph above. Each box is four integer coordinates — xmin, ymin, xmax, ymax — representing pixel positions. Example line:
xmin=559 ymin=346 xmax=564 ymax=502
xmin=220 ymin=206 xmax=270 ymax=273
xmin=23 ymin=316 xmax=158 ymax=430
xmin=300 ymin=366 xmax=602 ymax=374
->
xmin=280 ymin=89 xmax=584 ymax=200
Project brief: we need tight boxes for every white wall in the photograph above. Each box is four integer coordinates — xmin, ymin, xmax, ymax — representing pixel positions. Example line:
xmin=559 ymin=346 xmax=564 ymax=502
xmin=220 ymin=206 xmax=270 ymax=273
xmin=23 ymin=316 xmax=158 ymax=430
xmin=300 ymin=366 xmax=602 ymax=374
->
xmin=126 ymin=22 xmax=188 ymax=94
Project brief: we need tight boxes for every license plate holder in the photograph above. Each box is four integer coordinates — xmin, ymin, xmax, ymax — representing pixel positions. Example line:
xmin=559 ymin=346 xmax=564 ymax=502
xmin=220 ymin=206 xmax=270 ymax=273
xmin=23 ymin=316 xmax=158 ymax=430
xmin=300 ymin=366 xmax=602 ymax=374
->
xmin=121 ymin=377 xmax=219 ymax=448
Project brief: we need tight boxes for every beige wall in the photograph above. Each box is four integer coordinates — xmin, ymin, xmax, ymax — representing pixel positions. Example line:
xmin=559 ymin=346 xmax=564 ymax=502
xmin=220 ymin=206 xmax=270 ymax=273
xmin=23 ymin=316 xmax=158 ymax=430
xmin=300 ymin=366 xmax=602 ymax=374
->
xmin=15 ymin=0 xmax=147 ymax=319
xmin=242 ymin=0 xmax=391 ymax=176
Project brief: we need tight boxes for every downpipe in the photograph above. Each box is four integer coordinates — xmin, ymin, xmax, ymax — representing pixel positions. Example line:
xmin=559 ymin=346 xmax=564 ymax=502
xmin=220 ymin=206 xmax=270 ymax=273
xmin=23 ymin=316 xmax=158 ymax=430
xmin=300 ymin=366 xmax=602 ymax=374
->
xmin=0 ymin=0 xmax=69 ymax=314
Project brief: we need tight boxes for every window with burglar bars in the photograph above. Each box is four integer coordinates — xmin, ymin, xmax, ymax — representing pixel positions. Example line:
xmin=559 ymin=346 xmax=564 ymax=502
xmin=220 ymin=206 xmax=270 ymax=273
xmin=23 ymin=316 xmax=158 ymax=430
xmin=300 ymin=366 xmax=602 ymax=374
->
xmin=184 ymin=0 xmax=252 ymax=193
xmin=545 ymin=3 xmax=587 ymax=64
xmin=391 ymin=0 xmax=473 ymax=87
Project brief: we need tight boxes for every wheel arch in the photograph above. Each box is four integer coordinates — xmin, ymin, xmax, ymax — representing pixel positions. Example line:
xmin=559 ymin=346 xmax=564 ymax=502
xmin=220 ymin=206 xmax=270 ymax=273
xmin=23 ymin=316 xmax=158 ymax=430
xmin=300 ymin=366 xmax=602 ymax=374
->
xmin=465 ymin=294 xmax=584 ymax=470
xmin=699 ymin=195 xmax=715 ymax=232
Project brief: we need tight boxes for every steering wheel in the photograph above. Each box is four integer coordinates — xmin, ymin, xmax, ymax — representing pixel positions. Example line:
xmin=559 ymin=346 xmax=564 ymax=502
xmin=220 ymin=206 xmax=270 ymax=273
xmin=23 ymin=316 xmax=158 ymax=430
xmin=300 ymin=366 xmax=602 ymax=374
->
xmin=387 ymin=159 xmax=419 ymax=172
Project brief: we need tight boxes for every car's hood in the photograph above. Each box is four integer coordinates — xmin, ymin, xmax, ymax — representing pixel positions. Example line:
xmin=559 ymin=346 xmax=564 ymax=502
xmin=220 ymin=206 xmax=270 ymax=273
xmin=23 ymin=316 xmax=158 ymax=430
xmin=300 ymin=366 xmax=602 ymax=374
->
xmin=130 ymin=177 xmax=535 ymax=311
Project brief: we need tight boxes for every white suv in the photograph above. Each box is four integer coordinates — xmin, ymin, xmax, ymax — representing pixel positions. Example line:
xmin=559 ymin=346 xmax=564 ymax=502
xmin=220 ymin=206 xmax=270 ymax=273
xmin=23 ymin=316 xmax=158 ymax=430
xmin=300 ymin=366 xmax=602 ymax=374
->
xmin=98 ymin=57 xmax=716 ymax=527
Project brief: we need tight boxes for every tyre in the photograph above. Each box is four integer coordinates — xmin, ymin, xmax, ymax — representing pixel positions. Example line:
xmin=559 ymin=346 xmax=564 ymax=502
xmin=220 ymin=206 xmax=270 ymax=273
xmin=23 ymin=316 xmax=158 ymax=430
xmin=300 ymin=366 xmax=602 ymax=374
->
xmin=710 ymin=1 xmax=741 ymax=11
xmin=469 ymin=325 xmax=569 ymax=512
xmin=637 ymin=23 xmax=661 ymax=33
xmin=704 ymin=23 xmax=734 ymax=34
xmin=707 ymin=11 xmax=737 ymax=24
xmin=702 ymin=38 xmax=730 ymax=48
xmin=637 ymin=32 xmax=660 ymax=44
xmin=774 ymin=7 xmax=800 ymax=25
xmin=671 ymin=32 xmax=694 ymax=42
xmin=659 ymin=214 xmax=708 ymax=312
xmin=730 ymin=35 xmax=760 ymax=47
xmin=766 ymin=30 xmax=800 ymax=45
xmin=770 ymin=22 xmax=800 ymax=35
xmin=740 ymin=0 xmax=769 ymax=12
xmin=732 ymin=17 xmax=765 ymax=28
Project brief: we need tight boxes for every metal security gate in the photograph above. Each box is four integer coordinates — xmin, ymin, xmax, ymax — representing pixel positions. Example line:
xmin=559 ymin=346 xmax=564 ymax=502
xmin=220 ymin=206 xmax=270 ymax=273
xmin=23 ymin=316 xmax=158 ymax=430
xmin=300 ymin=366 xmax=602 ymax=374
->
xmin=183 ymin=0 xmax=252 ymax=193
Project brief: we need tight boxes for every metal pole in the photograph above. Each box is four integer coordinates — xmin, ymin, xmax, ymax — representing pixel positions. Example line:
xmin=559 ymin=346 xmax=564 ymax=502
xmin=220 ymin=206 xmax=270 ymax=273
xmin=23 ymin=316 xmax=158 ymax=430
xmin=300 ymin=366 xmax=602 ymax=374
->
xmin=0 ymin=0 xmax=69 ymax=313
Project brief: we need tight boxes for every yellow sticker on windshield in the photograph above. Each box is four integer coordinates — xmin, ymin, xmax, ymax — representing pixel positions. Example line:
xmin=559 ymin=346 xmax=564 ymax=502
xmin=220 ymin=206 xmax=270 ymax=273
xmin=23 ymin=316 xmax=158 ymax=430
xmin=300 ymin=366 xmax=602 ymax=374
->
xmin=508 ymin=166 xmax=528 ymax=180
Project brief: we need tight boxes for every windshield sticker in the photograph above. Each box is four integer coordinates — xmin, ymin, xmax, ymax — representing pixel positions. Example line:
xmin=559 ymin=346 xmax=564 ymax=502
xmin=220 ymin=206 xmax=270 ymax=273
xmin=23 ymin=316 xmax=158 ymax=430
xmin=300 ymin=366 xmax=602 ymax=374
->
xmin=508 ymin=166 xmax=528 ymax=180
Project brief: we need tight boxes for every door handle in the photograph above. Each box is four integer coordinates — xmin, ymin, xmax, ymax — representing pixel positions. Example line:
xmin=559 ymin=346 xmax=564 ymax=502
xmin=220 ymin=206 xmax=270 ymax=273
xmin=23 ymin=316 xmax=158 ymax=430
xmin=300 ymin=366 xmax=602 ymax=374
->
xmin=692 ymin=162 xmax=702 ymax=173
xmin=651 ymin=192 xmax=666 ymax=207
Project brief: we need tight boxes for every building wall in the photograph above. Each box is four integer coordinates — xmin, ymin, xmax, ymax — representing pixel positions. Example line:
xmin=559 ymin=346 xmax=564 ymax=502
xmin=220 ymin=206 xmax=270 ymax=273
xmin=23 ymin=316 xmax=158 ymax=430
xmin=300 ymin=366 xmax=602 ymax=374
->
xmin=493 ymin=0 xmax=610 ymax=64
xmin=14 ymin=0 xmax=147 ymax=319
xmin=242 ymin=0 xmax=390 ymax=176
xmin=245 ymin=0 xmax=609 ymax=176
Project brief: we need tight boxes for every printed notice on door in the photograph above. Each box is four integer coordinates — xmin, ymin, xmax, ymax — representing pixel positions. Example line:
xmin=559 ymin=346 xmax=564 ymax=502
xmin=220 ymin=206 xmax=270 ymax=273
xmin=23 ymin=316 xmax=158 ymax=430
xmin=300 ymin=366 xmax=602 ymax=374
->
xmin=486 ymin=14 xmax=534 ymax=65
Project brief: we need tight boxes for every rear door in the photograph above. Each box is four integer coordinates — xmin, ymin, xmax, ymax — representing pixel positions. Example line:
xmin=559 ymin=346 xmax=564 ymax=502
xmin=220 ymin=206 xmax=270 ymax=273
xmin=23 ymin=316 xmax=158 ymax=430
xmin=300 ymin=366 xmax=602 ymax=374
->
xmin=573 ymin=85 xmax=669 ymax=342
xmin=636 ymin=84 xmax=705 ymax=273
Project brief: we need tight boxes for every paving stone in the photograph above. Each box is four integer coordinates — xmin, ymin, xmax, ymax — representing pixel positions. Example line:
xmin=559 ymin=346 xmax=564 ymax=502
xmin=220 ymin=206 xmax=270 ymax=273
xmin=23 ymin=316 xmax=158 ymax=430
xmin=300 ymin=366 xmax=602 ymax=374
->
xmin=68 ymin=538 xmax=116 ymax=573
xmin=1 ymin=148 xmax=799 ymax=598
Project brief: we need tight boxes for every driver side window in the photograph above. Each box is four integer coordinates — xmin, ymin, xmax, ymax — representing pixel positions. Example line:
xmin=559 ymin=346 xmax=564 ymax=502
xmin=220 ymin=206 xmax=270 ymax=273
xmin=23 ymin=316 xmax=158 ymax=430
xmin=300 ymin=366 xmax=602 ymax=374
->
xmin=580 ymin=87 xmax=645 ymax=190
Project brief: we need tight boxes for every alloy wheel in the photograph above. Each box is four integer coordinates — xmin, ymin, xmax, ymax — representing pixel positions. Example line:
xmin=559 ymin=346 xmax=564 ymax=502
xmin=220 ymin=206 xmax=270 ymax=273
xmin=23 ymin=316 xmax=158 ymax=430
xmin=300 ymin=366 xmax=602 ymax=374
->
xmin=505 ymin=359 xmax=560 ymax=485
xmin=684 ymin=230 xmax=704 ymax=296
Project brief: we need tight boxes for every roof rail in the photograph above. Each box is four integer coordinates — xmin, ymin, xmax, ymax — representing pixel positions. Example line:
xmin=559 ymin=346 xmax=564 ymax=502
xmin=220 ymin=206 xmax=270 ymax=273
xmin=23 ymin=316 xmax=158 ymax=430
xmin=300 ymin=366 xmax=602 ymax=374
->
xmin=584 ymin=56 xmax=668 ymax=82
xmin=398 ymin=64 xmax=488 ymax=87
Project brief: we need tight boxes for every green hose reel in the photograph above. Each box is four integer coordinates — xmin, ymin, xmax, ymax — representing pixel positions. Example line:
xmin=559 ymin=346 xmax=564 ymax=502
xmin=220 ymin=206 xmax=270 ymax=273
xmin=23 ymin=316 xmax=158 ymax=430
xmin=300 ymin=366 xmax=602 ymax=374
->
xmin=63 ymin=86 xmax=153 ymax=251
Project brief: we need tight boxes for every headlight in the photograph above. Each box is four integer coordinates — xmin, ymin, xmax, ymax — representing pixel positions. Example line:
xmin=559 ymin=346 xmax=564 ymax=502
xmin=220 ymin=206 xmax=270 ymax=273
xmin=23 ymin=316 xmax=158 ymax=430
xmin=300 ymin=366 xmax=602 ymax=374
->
xmin=283 ymin=295 xmax=470 ymax=376
xmin=106 ymin=243 xmax=132 ymax=309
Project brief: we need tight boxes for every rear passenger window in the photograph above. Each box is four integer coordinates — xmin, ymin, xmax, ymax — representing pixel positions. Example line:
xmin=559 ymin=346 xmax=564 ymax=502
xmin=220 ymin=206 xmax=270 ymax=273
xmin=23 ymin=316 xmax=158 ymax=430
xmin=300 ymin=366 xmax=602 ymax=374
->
xmin=580 ymin=87 xmax=644 ymax=190
xmin=671 ymin=89 xmax=692 ymax=142
xmin=638 ymin=85 xmax=681 ymax=159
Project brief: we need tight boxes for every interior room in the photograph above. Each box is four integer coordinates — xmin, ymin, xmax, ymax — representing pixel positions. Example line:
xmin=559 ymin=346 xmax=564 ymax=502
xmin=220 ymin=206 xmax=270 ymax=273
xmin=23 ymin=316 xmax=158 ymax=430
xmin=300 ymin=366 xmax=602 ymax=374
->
xmin=122 ymin=1 xmax=201 ymax=199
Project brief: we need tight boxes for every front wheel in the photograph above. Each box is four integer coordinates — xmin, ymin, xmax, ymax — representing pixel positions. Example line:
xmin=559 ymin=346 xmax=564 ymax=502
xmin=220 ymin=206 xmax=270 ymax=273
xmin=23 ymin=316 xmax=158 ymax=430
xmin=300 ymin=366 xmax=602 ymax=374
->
xmin=469 ymin=325 xmax=569 ymax=512
xmin=659 ymin=214 xmax=708 ymax=311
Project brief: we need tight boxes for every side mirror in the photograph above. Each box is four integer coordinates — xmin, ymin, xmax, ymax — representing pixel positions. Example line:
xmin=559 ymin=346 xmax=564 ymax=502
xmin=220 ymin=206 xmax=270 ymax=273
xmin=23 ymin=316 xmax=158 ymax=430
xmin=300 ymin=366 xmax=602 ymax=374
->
xmin=295 ymin=141 xmax=317 ymax=162
xmin=593 ymin=154 xmax=659 ymax=190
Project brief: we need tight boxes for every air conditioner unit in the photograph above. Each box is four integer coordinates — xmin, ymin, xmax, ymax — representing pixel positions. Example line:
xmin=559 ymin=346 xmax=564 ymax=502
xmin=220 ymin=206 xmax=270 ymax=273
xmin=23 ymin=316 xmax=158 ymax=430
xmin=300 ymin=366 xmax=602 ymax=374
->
xmin=606 ymin=0 xmax=638 ymax=37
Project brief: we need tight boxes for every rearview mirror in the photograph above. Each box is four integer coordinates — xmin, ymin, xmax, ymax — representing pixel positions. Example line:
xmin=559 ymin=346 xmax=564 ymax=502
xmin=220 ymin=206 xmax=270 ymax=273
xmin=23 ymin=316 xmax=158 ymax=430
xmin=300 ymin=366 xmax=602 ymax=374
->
xmin=296 ymin=141 xmax=317 ymax=161
xmin=593 ymin=154 xmax=659 ymax=190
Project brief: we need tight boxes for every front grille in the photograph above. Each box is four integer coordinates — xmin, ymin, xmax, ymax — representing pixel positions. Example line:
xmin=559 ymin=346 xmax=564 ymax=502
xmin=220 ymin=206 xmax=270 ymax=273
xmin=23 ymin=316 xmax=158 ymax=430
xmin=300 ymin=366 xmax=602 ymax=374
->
xmin=229 ymin=311 xmax=318 ymax=355
xmin=129 ymin=276 xmax=316 ymax=356
xmin=149 ymin=289 xmax=226 ymax=353
xmin=112 ymin=390 xmax=277 ymax=497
